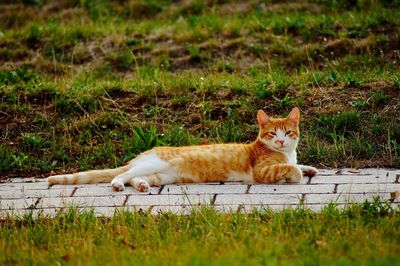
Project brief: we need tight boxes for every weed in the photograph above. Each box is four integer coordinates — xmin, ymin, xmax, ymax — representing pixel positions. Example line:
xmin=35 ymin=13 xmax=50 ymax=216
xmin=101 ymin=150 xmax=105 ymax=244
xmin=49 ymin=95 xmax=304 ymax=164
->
xmin=216 ymin=60 xmax=235 ymax=73
xmin=395 ymin=75 xmax=400 ymax=89
xmin=22 ymin=133 xmax=42 ymax=151
xmin=325 ymin=71 xmax=340 ymax=84
xmin=316 ymin=110 xmax=361 ymax=138
xmin=208 ymin=107 xmax=246 ymax=143
xmin=350 ymin=100 xmax=369 ymax=108
xmin=26 ymin=24 xmax=43 ymax=45
xmin=0 ymin=67 xmax=40 ymax=85
xmin=274 ymin=93 xmax=294 ymax=110
xmin=162 ymin=125 xmax=201 ymax=147
xmin=187 ymin=44 xmax=200 ymax=60
xmin=105 ymin=50 xmax=134 ymax=71
xmin=345 ymin=72 xmax=362 ymax=87
xmin=12 ymin=154 xmax=29 ymax=170
xmin=82 ymin=0 xmax=111 ymax=21
xmin=123 ymin=125 xmax=165 ymax=161
xmin=0 ymin=145 xmax=14 ymax=173
xmin=253 ymin=79 xmax=273 ymax=99
xmin=360 ymin=196 xmax=393 ymax=217
xmin=371 ymin=91 xmax=389 ymax=106
xmin=204 ymin=15 xmax=223 ymax=33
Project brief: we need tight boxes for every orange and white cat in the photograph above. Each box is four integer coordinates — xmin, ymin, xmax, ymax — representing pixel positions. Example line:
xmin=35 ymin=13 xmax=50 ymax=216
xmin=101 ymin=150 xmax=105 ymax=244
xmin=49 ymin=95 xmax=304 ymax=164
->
xmin=48 ymin=107 xmax=318 ymax=192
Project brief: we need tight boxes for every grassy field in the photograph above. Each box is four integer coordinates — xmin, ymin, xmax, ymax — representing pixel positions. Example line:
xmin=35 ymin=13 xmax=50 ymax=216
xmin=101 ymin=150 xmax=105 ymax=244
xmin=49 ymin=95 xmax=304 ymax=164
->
xmin=1 ymin=2 xmax=400 ymax=265
xmin=1 ymin=201 xmax=399 ymax=265
xmin=0 ymin=0 xmax=399 ymax=179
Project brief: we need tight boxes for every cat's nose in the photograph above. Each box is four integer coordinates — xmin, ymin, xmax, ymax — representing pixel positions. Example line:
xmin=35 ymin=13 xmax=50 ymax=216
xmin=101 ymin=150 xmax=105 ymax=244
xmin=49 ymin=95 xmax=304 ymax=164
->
xmin=278 ymin=140 xmax=284 ymax=145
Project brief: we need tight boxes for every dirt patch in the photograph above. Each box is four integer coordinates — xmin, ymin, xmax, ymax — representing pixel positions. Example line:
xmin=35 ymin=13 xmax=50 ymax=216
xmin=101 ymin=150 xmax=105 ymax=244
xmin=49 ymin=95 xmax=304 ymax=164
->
xmin=298 ymin=82 xmax=400 ymax=117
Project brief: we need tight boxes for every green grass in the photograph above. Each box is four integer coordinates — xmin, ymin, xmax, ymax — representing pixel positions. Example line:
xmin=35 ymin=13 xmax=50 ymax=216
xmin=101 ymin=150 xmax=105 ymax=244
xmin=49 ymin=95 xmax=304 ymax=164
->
xmin=0 ymin=0 xmax=400 ymax=178
xmin=1 ymin=2 xmax=399 ymax=264
xmin=1 ymin=200 xmax=399 ymax=265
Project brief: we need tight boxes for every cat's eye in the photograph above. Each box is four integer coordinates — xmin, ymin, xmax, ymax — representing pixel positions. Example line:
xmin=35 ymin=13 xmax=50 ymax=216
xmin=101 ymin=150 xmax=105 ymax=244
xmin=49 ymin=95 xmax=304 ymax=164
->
xmin=285 ymin=130 xmax=292 ymax=136
xmin=268 ymin=132 xmax=276 ymax=136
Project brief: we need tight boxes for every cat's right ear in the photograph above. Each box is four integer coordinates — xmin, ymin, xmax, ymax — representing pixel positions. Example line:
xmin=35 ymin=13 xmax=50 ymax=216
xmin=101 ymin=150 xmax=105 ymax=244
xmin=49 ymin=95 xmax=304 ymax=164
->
xmin=257 ymin=110 xmax=269 ymax=129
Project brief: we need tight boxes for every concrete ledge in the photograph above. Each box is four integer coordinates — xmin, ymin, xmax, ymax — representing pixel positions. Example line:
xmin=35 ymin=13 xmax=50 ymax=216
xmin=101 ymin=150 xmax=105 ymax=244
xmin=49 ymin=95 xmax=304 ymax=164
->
xmin=0 ymin=168 xmax=399 ymax=217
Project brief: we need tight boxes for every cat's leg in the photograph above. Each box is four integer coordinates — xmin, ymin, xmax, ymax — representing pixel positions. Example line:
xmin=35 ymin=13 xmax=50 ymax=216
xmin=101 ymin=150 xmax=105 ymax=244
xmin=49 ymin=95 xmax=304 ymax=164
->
xmin=111 ymin=155 xmax=170 ymax=191
xmin=253 ymin=164 xmax=303 ymax=184
xmin=111 ymin=168 xmax=136 ymax=191
xmin=129 ymin=173 xmax=177 ymax=192
xmin=297 ymin=164 xmax=319 ymax=177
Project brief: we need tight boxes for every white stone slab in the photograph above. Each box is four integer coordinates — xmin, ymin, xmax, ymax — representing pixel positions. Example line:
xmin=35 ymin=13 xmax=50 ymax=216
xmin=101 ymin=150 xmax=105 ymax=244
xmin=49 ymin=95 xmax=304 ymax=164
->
xmin=28 ymin=208 xmax=59 ymax=217
xmin=213 ymin=204 xmax=299 ymax=212
xmin=126 ymin=194 xmax=214 ymax=206
xmin=214 ymin=194 xmax=302 ymax=205
xmin=337 ymin=183 xmax=400 ymax=194
xmin=2 ymin=177 xmax=43 ymax=183
xmin=300 ymin=176 xmax=311 ymax=184
xmin=249 ymin=184 xmax=335 ymax=194
xmin=0 ymin=170 xmax=399 ymax=217
xmin=310 ymin=175 xmax=396 ymax=184
xmin=0 ymin=181 xmax=50 ymax=190
xmin=81 ymin=206 xmax=125 ymax=217
xmin=0 ymin=198 xmax=38 ymax=210
xmin=305 ymin=193 xmax=391 ymax=205
xmin=215 ymin=204 xmax=355 ymax=213
xmin=394 ymin=192 xmax=400 ymax=203
xmin=339 ymin=168 xmax=399 ymax=177
xmin=38 ymin=196 xmax=126 ymax=208
xmin=0 ymin=188 xmax=75 ymax=199
xmin=73 ymin=186 xmax=159 ymax=197
xmin=316 ymin=169 xmax=339 ymax=176
xmin=50 ymin=183 xmax=111 ymax=189
xmin=123 ymin=205 xmax=195 ymax=215
xmin=161 ymin=184 xmax=248 ymax=195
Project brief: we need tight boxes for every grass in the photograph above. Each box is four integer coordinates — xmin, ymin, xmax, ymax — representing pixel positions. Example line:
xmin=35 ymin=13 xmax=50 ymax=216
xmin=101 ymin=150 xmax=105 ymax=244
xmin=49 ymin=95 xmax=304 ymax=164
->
xmin=1 ymin=2 xmax=399 ymax=265
xmin=0 ymin=200 xmax=399 ymax=265
xmin=0 ymin=0 xmax=400 ymax=178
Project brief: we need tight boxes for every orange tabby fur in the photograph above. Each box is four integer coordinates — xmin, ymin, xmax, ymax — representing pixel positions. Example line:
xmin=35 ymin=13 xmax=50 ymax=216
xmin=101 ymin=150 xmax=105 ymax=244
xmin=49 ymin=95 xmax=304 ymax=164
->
xmin=48 ymin=107 xmax=318 ymax=192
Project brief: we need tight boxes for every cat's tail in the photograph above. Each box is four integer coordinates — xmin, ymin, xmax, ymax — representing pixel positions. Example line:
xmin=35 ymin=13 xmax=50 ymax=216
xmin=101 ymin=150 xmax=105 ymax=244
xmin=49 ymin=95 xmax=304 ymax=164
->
xmin=47 ymin=165 xmax=130 ymax=185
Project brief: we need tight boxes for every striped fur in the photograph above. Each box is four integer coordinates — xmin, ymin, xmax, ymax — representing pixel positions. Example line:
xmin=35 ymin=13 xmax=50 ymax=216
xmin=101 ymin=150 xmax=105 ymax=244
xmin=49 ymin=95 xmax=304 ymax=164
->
xmin=47 ymin=166 xmax=129 ymax=184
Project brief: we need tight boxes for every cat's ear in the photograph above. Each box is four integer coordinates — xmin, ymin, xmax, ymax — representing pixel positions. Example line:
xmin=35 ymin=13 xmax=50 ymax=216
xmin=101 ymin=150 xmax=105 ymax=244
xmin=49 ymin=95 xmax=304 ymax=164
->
xmin=287 ymin=107 xmax=300 ymax=126
xmin=257 ymin=110 xmax=269 ymax=129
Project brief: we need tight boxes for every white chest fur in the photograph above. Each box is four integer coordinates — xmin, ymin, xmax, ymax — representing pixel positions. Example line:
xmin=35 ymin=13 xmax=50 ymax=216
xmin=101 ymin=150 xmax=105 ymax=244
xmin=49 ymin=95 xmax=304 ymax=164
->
xmin=284 ymin=151 xmax=297 ymax=165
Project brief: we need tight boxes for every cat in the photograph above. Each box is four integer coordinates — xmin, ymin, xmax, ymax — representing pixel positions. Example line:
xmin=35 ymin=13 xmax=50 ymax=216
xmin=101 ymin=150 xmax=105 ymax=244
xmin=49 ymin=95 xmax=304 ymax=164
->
xmin=47 ymin=107 xmax=319 ymax=192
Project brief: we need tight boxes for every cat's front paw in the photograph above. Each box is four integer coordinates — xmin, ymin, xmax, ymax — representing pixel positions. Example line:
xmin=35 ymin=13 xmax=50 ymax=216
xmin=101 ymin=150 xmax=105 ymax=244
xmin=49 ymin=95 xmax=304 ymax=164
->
xmin=130 ymin=178 xmax=150 ymax=192
xmin=137 ymin=181 xmax=149 ymax=192
xmin=285 ymin=166 xmax=303 ymax=183
xmin=286 ymin=174 xmax=302 ymax=183
xmin=111 ymin=180 xmax=125 ymax=191
xmin=301 ymin=166 xmax=319 ymax=177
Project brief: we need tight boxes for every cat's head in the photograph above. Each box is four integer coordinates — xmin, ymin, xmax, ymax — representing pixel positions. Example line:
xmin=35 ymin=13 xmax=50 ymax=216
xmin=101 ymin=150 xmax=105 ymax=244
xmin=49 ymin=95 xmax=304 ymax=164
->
xmin=257 ymin=107 xmax=300 ymax=152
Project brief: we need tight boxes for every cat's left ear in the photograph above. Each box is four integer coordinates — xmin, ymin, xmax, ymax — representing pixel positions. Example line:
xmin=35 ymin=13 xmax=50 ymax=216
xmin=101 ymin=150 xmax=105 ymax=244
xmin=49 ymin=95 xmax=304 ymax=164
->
xmin=287 ymin=107 xmax=300 ymax=126
xmin=257 ymin=110 xmax=269 ymax=129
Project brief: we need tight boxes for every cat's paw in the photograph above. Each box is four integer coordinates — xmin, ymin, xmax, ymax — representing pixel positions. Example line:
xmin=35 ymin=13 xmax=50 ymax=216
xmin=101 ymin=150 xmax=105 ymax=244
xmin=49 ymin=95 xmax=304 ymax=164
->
xmin=286 ymin=175 xmax=302 ymax=183
xmin=111 ymin=180 xmax=125 ymax=191
xmin=136 ymin=181 xmax=149 ymax=192
xmin=301 ymin=166 xmax=319 ymax=177
xmin=285 ymin=166 xmax=302 ymax=183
